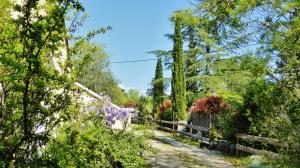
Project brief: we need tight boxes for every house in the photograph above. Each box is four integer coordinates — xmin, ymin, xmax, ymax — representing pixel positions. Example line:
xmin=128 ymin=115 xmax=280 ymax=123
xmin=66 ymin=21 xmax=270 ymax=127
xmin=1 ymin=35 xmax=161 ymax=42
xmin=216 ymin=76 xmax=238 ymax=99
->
xmin=10 ymin=0 xmax=131 ymax=130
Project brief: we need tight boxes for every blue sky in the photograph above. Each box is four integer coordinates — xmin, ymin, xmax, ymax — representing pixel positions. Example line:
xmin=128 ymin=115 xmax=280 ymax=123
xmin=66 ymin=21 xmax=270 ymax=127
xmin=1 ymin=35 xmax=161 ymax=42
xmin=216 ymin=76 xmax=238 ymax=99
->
xmin=78 ymin=0 xmax=192 ymax=94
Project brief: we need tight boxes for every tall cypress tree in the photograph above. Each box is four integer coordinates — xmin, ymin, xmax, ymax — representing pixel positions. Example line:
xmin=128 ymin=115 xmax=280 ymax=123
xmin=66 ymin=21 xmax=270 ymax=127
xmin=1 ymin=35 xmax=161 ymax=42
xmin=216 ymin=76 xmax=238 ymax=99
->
xmin=171 ymin=17 xmax=187 ymax=121
xmin=152 ymin=57 xmax=164 ymax=117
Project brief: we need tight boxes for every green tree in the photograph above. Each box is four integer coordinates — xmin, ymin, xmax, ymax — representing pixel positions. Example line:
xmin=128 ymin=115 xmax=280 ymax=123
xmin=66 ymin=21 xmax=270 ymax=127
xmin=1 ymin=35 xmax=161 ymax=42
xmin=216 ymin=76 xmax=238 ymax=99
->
xmin=111 ymin=87 xmax=128 ymax=106
xmin=193 ymin=1 xmax=246 ymax=96
xmin=123 ymin=88 xmax=140 ymax=108
xmin=137 ymin=96 xmax=152 ymax=123
xmin=0 ymin=0 xmax=84 ymax=166
xmin=186 ymin=26 xmax=198 ymax=93
xmin=171 ymin=13 xmax=187 ymax=121
xmin=127 ymin=88 xmax=140 ymax=103
xmin=185 ymin=24 xmax=200 ymax=107
xmin=152 ymin=57 xmax=164 ymax=118
xmin=181 ymin=10 xmax=199 ymax=97
xmin=196 ymin=0 xmax=300 ymax=165
xmin=72 ymin=41 xmax=126 ymax=106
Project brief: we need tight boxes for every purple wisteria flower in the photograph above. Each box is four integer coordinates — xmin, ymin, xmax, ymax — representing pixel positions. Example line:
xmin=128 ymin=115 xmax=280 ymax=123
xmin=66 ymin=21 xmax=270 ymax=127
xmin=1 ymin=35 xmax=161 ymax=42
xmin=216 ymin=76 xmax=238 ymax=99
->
xmin=103 ymin=101 xmax=130 ymax=127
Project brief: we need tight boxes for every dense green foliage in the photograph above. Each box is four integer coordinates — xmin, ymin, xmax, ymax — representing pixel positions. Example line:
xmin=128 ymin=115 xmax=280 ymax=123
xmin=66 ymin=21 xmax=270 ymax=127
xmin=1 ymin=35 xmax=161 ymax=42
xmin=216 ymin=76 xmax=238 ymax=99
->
xmin=123 ymin=88 xmax=140 ymax=108
xmin=152 ymin=0 xmax=300 ymax=166
xmin=197 ymin=1 xmax=300 ymax=165
xmin=171 ymin=14 xmax=187 ymax=121
xmin=152 ymin=57 xmax=164 ymax=118
xmin=0 ymin=0 xmax=151 ymax=167
xmin=44 ymin=111 xmax=150 ymax=168
xmin=0 ymin=0 xmax=81 ymax=165
xmin=73 ymin=41 xmax=127 ymax=106
xmin=127 ymin=89 xmax=140 ymax=104
xmin=153 ymin=58 xmax=164 ymax=97
xmin=185 ymin=26 xmax=197 ymax=80
xmin=182 ymin=10 xmax=200 ymax=107
xmin=137 ymin=96 xmax=152 ymax=123
xmin=1 ymin=0 xmax=299 ymax=167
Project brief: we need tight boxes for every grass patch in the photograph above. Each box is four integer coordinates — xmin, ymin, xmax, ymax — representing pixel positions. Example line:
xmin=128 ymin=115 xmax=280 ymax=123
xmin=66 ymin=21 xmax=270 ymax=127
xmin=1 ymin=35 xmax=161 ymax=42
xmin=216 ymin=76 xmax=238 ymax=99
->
xmin=158 ymin=131 xmax=200 ymax=147
xmin=220 ymin=153 xmax=279 ymax=168
xmin=132 ymin=124 xmax=198 ymax=146
xmin=221 ymin=154 xmax=250 ymax=167
xmin=131 ymin=123 xmax=157 ymax=139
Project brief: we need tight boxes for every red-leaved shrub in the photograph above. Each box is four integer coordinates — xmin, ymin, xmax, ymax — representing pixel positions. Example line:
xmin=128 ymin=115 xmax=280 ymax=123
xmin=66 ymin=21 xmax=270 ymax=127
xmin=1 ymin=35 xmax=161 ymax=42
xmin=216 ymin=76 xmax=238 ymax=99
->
xmin=159 ymin=99 xmax=172 ymax=113
xmin=191 ymin=96 xmax=229 ymax=114
xmin=156 ymin=99 xmax=173 ymax=120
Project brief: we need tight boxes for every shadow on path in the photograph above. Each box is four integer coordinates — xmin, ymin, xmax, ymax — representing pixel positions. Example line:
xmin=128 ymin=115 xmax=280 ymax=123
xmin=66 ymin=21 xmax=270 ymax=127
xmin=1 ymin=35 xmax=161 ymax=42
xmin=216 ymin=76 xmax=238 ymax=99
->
xmin=147 ymin=130 xmax=233 ymax=168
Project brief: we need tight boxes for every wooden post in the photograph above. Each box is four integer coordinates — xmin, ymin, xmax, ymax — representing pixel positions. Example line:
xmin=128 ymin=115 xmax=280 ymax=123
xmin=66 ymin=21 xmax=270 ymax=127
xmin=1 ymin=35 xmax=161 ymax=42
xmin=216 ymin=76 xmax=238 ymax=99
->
xmin=172 ymin=122 xmax=175 ymax=136
xmin=172 ymin=110 xmax=175 ymax=135
xmin=236 ymin=138 xmax=239 ymax=155
xmin=190 ymin=122 xmax=193 ymax=140
xmin=209 ymin=113 xmax=212 ymax=148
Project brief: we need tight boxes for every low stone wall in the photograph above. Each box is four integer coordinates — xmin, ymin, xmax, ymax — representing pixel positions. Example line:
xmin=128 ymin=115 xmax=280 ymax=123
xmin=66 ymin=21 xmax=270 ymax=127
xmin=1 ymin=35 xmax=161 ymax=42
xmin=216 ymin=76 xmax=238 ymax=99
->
xmin=191 ymin=112 xmax=209 ymax=129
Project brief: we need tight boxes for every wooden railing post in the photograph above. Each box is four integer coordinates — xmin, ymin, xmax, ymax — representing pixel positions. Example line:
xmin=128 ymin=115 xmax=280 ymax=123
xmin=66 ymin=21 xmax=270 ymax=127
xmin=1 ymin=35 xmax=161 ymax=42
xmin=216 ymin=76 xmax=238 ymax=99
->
xmin=189 ymin=122 xmax=193 ymax=140
xmin=236 ymin=138 xmax=239 ymax=155
xmin=172 ymin=120 xmax=175 ymax=135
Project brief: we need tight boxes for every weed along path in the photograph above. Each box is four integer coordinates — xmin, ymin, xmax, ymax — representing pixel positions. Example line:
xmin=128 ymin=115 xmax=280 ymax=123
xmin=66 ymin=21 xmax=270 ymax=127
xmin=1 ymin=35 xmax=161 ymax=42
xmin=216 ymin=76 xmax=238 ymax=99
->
xmin=144 ymin=129 xmax=233 ymax=168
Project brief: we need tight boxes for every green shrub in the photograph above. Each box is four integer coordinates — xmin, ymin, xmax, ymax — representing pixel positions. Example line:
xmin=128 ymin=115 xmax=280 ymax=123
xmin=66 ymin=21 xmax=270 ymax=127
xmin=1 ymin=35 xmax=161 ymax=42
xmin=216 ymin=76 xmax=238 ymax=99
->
xmin=137 ymin=96 xmax=152 ymax=123
xmin=44 ymin=114 xmax=151 ymax=168
xmin=218 ymin=79 xmax=300 ymax=166
xmin=161 ymin=109 xmax=173 ymax=121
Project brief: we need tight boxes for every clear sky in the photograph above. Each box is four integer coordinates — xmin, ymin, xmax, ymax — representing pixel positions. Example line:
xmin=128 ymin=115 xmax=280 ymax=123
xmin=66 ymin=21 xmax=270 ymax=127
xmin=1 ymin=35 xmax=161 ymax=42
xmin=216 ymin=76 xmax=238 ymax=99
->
xmin=79 ymin=0 xmax=192 ymax=93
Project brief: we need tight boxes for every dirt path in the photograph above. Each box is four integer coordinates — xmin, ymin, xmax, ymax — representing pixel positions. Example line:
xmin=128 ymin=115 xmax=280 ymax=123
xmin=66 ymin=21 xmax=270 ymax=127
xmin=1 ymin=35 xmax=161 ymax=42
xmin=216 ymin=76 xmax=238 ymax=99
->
xmin=147 ymin=130 xmax=233 ymax=168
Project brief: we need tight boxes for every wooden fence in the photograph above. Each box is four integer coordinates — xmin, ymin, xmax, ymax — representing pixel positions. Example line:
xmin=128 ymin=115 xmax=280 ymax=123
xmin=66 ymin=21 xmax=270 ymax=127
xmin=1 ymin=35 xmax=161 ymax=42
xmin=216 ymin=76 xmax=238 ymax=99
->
xmin=235 ymin=133 xmax=288 ymax=159
xmin=138 ymin=118 xmax=290 ymax=158
xmin=151 ymin=119 xmax=211 ymax=144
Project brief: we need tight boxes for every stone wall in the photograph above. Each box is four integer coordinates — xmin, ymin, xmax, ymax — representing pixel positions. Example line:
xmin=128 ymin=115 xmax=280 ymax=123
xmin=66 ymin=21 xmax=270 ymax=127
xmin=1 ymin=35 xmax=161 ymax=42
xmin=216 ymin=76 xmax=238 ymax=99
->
xmin=190 ymin=112 xmax=210 ymax=129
